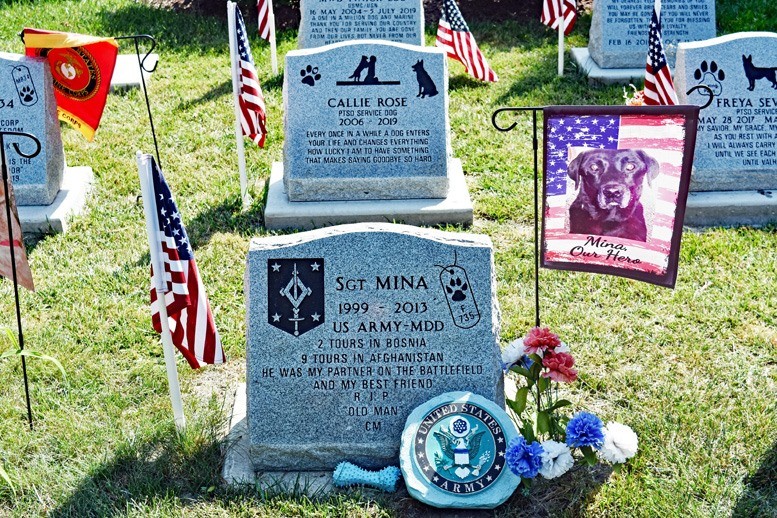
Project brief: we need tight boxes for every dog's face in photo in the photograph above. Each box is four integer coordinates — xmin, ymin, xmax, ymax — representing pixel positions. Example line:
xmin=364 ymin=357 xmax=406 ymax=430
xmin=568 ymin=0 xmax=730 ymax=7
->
xmin=566 ymin=149 xmax=659 ymax=241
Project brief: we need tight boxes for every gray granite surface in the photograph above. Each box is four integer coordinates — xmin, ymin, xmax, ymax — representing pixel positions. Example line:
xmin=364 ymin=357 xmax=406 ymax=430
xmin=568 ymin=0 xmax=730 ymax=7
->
xmin=676 ymin=32 xmax=777 ymax=191
xmin=0 ymin=52 xmax=64 ymax=205
xmin=245 ymin=223 xmax=503 ymax=470
xmin=588 ymin=0 xmax=715 ymax=68
xmin=298 ymin=0 xmax=424 ymax=49
xmin=283 ymin=40 xmax=450 ymax=201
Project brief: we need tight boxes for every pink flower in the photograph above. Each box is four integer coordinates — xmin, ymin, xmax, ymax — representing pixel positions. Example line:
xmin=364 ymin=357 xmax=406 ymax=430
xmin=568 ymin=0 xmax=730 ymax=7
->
xmin=523 ymin=327 xmax=561 ymax=355
xmin=541 ymin=352 xmax=578 ymax=383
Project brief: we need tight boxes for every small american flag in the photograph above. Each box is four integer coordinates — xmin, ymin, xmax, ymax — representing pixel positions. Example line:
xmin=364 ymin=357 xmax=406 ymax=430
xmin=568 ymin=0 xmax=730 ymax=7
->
xmin=436 ymin=0 xmax=498 ymax=83
xmin=644 ymin=0 xmax=678 ymax=106
xmin=149 ymin=158 xmax=225 ymax=369
xmin=257 ymin=0 xmax=272 ymax=41
xmin=541 ymin=0 xmax=577 ymax=36
xmin=234 ymin=5 xmax=267 ymax=147
xmin=543 ymin=110 xmax=689 ymax=286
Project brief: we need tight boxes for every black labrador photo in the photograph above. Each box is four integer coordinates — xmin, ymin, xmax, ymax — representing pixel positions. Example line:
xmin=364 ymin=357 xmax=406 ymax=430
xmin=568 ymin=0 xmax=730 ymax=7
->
xmin=566 ymin=149 xmax=659 ymax=242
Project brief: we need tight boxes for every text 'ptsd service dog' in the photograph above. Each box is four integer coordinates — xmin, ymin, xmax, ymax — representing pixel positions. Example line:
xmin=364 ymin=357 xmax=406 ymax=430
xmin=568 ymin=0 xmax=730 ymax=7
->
xmin=567 ymin=148 xmax=659 ymax=242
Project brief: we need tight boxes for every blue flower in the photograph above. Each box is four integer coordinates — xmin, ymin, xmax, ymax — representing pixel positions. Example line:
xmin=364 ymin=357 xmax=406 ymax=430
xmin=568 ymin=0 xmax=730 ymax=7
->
xmin=566 ymin=412 xmax=605 ymax=449
xmin=520 ymin=355 xmax=534 ymax=370
xmin=505 ymin=436 xmax=544 ymax=479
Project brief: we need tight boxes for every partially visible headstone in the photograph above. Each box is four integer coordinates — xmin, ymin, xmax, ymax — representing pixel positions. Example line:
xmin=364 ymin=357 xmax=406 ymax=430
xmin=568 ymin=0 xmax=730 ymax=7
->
xmin=675 ymin=32 xmax=777 ymax=191
xmin=283 ymin=40 xmax=450 ymax=201
xmin=298 ymin=0 xmax=424 ymax=49
xmin=0 ymin=52 xmax=64 ymax=206
xmin=588 ymin=0 xmax=716 ymax=69
xmin=245 ymin=223 xmax=503 ymax=470
xmin=400 ymin=391 xmax=521 ymax=509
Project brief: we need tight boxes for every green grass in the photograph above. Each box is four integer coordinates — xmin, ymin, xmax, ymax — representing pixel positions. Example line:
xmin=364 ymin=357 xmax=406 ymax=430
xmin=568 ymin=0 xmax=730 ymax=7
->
xmin=0 ymin=0 xmax=775 ymax=516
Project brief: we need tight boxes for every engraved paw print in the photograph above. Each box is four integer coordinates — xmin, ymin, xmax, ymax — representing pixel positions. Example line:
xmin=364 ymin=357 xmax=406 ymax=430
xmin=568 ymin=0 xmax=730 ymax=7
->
xmin=300 ymin=65 xmax=321 ymax=86
xmin=446 ymin=276 xmax=468 ymax=302
xmin=19 ymin=85 xmax=35 ymax=103
xmin=693 ymin=60 xmax=725 ymax=96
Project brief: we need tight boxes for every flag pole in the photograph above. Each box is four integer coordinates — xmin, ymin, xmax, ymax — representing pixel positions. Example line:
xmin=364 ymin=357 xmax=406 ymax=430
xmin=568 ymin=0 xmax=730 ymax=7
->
xmin=227 ymin=2 xmax=250 ymax=209
xmin=268 ymin=0 xmax=278 ymax=75
xmin=136 ymin=151 xmax=186 ymax=432
xmin=557 ymin=0 xmax=564 ymax=76
xmin=0 ymin=131 xmax=40 ymax=430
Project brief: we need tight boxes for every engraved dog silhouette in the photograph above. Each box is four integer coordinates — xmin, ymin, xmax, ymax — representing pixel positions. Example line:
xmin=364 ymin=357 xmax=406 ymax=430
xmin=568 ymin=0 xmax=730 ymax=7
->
xmin=411 ymin=60 xmax=438 ymax=98
xmin=349 ymin=55 xmax=370 ymax=81
xmin=363 ymin=56 xmax=379 ymax=84
xmin=742 ymin=55 xmax=777 ymax=91
xmin=567 ymin=149 xmax=659 ymax=242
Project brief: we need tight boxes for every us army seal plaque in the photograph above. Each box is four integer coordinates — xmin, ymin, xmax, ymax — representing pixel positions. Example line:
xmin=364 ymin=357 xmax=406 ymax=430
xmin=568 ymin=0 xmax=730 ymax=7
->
xmin=400 ymin=391 xmax=520 ymax=509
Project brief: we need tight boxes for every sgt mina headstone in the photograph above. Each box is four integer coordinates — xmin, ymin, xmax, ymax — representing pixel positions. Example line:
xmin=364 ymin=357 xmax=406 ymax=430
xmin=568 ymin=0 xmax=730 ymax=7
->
xmin=283 ymin=40 xmax=449 ymax=201
xmin=298 ymin=0 xmax=424 ymax=49
xmin=245 ymin=223 xmax=503 ymax=470
xmin=0 ymin=52 xmax=64 ymax=206
xmin=675 ymin=32 xmax=777 ymax=225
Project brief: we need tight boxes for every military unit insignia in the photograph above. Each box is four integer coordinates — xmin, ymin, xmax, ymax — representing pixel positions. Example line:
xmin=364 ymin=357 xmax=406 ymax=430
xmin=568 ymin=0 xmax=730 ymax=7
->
xmin=36 ymin=46 xmax=101 ymax=101
xmin=267 ymin=258 xmax=325 ymax=337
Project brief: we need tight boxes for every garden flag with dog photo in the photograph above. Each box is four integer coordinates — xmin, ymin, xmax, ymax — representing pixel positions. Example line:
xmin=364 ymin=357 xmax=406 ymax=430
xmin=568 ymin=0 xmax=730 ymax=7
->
xmin=541 ymin=106 xmax=699 ymax=288
xmin=23 ymin=28 xmax=118 ymax=141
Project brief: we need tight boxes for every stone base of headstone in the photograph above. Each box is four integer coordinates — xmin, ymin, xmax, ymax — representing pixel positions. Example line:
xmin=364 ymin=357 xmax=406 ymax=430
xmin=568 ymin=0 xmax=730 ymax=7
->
xmin=110 ymin=54 xmax=159 ymax=90
xmin=570 ymin=48 xmax=645 ymax=86
xmin=684 ymin=190 xmax=777 ymax=227
xmin=222 ymin=382 xmax=335 ymax=493
xmin=17 ymin=166 xmax=94 ymax=235
xmin=263 ymin=159 xmax=473 ymax=230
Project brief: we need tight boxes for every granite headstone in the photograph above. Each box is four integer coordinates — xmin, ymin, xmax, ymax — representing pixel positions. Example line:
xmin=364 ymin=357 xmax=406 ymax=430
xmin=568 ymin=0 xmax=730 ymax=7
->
xmin=675 ymin=32 xmax=777 ymax=191
xmin=298 ymin=0 xmax=424 ymax=49
xmin=283 ymin=40 xmax=450 ymax=201
xmin=588 ymin=0 xmax=716 ymax=68
xmin=245 ymin=223 xmax=503 ymax=470
xmin=0 ymin=52 xmax=64 ymax=206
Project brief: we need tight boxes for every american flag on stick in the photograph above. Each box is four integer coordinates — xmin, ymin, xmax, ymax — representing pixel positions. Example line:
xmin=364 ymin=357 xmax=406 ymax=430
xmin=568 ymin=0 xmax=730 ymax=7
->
xmin=644 ymin=0 xmax=678 ymax=106
xmin=234 ymin=5 xmax=267 ymax=147
xmin=541 ymin=106 xmax=698 ymax=288
xmin=148 ymin=157 xmax=225 ymax=369
xmin=257 ymin=0 xmax=272 ymax=41
xmin=436 ymin=0 xmax=498 ymax=82
xmin=541 ymin=0 xmax=577 ymax=35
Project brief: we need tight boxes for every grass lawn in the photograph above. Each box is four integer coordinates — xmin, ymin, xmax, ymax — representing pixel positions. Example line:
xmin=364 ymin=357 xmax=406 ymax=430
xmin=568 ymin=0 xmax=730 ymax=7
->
xmin=0 ymin=0 xmax=775 ymax=516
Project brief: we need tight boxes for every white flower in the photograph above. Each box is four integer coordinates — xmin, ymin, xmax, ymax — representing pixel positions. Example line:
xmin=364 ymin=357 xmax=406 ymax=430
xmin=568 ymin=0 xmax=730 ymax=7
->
xmin=598 ymin=422 xmax=638 ymax=464
xmin=538 ymin=440 xmax=574 ymax=479
xmin=501 ymin=338 xmax=526 ymax=369
xmin=555 ymin=341 xmax=570 ymax=354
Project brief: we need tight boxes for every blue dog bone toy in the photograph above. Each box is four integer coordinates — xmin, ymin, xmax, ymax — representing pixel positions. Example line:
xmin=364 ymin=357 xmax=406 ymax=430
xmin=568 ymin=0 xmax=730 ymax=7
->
xmin=332 ymin=461 xmax=401 ymax=492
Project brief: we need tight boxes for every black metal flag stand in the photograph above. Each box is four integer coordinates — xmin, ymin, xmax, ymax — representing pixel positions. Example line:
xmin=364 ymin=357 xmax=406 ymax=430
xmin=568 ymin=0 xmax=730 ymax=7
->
xmin=0 ymin=131 xmax=41 ymax=430
xmin=115 ymin=35 xmax=162 ymax=168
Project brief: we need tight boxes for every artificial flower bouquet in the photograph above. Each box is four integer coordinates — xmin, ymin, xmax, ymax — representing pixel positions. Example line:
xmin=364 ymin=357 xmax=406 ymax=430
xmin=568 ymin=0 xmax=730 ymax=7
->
xmin=502 ymin=327 xmax=638 ymax=488
xmin=623 ymin=84 xmax=646 ymax=106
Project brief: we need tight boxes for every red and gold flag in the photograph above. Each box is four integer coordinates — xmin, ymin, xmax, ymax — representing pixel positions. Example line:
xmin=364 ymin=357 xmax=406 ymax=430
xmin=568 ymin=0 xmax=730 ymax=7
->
xmin=22 ymin=29 xmax=118 ymax=141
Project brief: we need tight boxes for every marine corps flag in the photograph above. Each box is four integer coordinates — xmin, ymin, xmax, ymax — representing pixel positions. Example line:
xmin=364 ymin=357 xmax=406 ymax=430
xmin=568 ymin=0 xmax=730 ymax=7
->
xmin=22 ymin=28 xmax=118 ymax=141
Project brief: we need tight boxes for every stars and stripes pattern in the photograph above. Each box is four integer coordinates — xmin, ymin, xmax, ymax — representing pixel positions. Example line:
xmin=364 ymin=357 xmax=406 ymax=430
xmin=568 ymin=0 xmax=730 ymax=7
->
xmin=149 ymin=158 xmax=225 ymax=369
xmin=644 ymin=0 xmax=678 ymax=106
xmin=257 ymin=0 xmax=272 ymax=41
xmin=436 ymin=0 xmax=498 ymax=82
xmin=541 ymin=0 xmax=577 ymax=36
xmin=234 ymin=5 xmax=268 ymax=147
xmin=543 ymin=112 xmax=687 ymax=281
